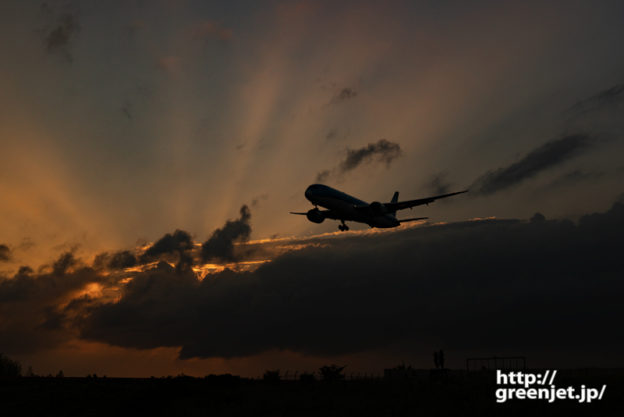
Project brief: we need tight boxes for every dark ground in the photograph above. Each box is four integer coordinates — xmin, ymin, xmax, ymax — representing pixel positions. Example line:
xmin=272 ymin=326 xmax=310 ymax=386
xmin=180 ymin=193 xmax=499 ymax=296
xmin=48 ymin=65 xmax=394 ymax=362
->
xmin=0 ymin=369 xmax=621 ymax=416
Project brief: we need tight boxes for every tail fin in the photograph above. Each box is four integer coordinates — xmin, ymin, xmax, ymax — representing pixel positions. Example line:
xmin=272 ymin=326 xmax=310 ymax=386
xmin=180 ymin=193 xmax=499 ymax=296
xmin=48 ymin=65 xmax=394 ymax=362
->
xmin=390 ymin=191 xmax=399 ymax=216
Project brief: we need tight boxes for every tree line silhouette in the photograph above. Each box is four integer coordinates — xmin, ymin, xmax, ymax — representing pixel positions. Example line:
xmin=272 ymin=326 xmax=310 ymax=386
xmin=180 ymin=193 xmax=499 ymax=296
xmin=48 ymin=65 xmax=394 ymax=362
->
xmin=0 ymin=353 xmax=67 ymax=379
xmin=263 ymin=365 xmax=347 ymax=382
xmin=0 ymin=353 xmax=21 ymax=378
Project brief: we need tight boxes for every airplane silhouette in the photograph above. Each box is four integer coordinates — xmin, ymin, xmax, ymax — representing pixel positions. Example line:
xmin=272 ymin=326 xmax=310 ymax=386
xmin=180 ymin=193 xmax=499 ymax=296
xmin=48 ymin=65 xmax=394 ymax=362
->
xmin=291 ymin=184 xmax=467 ymax=231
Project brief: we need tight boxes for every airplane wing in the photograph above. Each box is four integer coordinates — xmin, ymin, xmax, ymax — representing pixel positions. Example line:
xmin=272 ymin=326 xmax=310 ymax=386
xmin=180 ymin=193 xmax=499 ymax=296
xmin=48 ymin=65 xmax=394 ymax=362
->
xmin=398 ymin=217 xmax=428 ymax=223
xmin=385 ymin=190 xmax=468 ymax=211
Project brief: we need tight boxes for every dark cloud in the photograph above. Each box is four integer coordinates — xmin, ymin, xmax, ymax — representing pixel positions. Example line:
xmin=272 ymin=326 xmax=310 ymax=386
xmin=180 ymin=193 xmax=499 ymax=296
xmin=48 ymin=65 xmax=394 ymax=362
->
xmin=140 ymin=229 xmax=194 ymax=269
xmin=94 ymin=250 xmax=138 ymax=270
xmin=43 ymin=12 xmax=80 ymax=61
xmin=201 ymin=205 xmax=251 ymax=262
xmin=567 ymin=83 xmax=624 ymax=116
xmin=92 ymin=207 xmax=256 ymax=273
xmin=545 ymin=169 xmax=604 ymax=189
xmin=0 ymin=244 xmax=10 ymax=262
xmin=315 ymin=169 xmax=330 ymax=182
xmin=325 ymin=127 xmax=350 ymax=142
xmin=17 ymin=266 xmax=33 ymax=275
xmin=471 ymin=134 xmax=592 ymax=195
xmin=141 ymin=230 xmax=193 ymax=259
xmin=76 ymin=201 xmax=624 ymax=366
xmin=331 ymin=87 xmax=358 ymax=103
xmin=251 ymin=194 xmax=268 ymax=208
xmin=109 ymin=250 xmax=137 ymax=269
xmin=341 ymin=139 xmax=402 ymax=171
xmin=52 ymin=251 xmax=77 ymax=275
xmin=2 ymin=202 xmax=623 ymax=366
xmin=0 ymin=252 xmax=105 ymax=354
xmin=79 ymin=262 xmax=199 ymax=351
xmin=316 ymin=139 xmax=402 ymax=181
xmin=424 ymin=172 xmax=452 ymax=195
xmin=0 ymin=205 xmax=258 ymax=355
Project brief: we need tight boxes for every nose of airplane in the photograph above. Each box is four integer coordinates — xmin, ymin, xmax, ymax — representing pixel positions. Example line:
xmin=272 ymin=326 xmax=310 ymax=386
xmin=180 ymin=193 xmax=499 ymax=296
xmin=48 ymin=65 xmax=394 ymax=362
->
xmin=305 ymin=185 xmax=315 ymax=200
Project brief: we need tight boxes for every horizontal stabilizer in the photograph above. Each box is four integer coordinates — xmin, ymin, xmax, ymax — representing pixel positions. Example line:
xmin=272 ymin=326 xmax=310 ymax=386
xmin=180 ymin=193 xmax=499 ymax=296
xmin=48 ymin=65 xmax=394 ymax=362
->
xmin=398 ymin=217 xmax=428 ymax=223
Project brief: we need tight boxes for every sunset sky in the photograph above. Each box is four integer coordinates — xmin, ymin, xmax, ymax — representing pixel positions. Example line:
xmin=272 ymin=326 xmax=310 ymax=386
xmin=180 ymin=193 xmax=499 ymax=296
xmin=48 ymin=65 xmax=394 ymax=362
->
xmin=1 ymin=1 xmax=623 ymax=377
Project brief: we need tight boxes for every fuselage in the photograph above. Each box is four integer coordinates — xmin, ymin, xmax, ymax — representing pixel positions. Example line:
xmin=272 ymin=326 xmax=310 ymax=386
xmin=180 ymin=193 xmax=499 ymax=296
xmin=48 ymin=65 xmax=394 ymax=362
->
xmin=305 ymin=184 xmax=400 ymax=228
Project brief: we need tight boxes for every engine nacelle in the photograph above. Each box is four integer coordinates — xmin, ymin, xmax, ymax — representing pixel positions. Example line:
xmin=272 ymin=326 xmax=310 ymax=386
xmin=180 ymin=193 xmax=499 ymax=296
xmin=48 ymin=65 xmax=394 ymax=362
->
xmin=369 ymin=201 xmax=386 ymax=215
xmin=306 ymin=208 xmax=325 ymax=223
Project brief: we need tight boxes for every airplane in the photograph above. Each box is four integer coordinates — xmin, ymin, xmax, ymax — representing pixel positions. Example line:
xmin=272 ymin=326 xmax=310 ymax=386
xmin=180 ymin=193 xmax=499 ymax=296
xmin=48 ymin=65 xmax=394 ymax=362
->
xmin=291 ymin=184 xmax=467 ymax=231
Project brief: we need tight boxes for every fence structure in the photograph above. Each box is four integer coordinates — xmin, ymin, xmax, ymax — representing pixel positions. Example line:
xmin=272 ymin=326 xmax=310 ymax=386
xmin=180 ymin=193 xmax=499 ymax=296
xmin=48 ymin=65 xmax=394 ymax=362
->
xmin=259 ymin=370 xmax=383 ymax=381
xmin=465 ymin=356 xmax=526 ymax=371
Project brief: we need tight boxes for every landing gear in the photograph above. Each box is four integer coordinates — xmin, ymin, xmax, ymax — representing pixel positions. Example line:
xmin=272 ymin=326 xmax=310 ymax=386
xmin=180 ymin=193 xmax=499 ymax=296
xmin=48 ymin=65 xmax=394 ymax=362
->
xmin=338 ymin=221 xmax=349 ymax=231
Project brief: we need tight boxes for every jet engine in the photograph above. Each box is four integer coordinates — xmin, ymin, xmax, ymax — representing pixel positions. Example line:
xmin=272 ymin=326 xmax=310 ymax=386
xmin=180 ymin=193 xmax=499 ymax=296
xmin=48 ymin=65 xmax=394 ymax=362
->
xmin=306 ymin=208 xmax=325 ymax=223
xmin=369 ymin=201 xmax=386 ymax=215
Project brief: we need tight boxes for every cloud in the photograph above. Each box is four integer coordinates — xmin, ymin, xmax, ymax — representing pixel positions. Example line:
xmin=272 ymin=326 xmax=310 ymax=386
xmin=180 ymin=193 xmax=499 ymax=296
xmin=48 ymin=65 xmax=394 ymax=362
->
xmin=75 ymin=200 xmax=624 ymax=365
xmin=567 ymin=83 xmax=624 ymax=116
xmin=331 ymin=87 xmax=358 ymax=104
xmin=470 ymin=86 xmax=623 ymax=197
xmin=4 ymin=202 xmax=624 ymax=367
xmin=0 ymin=205 xmax=259 ymax=354
xmin=341 ymin=139 xmax=401 ymax=171
xmin=94 ymin=250 xmax=138 ymax=270
xmin=251 ymin=194 xmax=269 ymax=208
xmin=0 ymin=245 xmax=10 ymax=262
xmin=544 ymin=169 xmax=604 ymax=190
xmin=43 ymin=12 xmax=80 ymax=61
xmin=316 ymin=139 xmax=402 ymax=182
xmin=17 ymin=266 xmax=33 ymax=275
xmin=92 ymin=206 xmax=257 ymax=272
xmin=52 ymin=251 xmax=77 ymax=275
xmin=141 ymin=230 xmax=193 ymax=259
xmin=423 ymin=172 xmax=452 ymax=195
xmin=201 ymin=205 xmax=251 ymax=262
xmin=315 ymin=169 xmax=330 ymax=182
xmin=108 ymin=250 xmax=137 ymax=269
xmin=324 ymin=127 xmax=350 ymax=142
xmin=471 ymin=134 xmax=592 ymax=195
xmin=140 ymin=229 xmax=194 ymax=270
xmin=0 ymin=252 xmax=106 ymax=354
